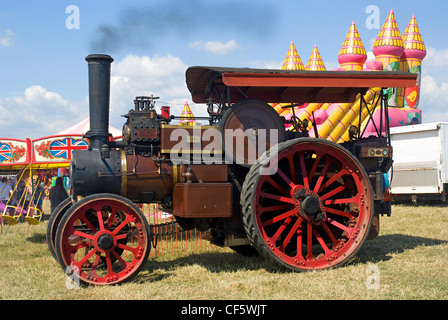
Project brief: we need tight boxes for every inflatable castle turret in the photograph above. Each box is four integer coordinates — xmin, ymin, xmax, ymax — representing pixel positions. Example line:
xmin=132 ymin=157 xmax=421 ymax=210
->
xmin=372 ymin=9 xmax=404 ymax=107
xmin=179 ymin=101 xmax=196 ymax=126
xmin=363 ymin=10 xmax=426 ymax=135
xmin=271 ymin=9 xmax=426 ymax=141
xmin=316 ymin=21 xmax=367 ymax=140
xmin=401 ymin=15 xmax=426 ymax=109
xmin=338 ymin=21 xmax=367 ymax=71
xmin=282 ymin=41 xmax=305 ymax=71
xmin=305 ymin=45 xmax=326 ymax=71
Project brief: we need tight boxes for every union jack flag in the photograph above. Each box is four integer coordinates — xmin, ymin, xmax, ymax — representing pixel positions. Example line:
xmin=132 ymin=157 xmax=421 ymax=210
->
xmin=50 ymin=138 xmax=88 ymax=160
xmin=0 ymin=143 xmax=12 ymax=163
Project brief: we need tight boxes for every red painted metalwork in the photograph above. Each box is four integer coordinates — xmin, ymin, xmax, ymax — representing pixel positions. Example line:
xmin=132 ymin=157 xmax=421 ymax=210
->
xmin=242 ymin=138 xmax=373 ymax=271
xmin=55 ymin=194 xmax=151 ymax=285
xmin=221 ymin=71 xmax=418 ymax=88
xmin=186 ymin=66 xmax=418 ymax=104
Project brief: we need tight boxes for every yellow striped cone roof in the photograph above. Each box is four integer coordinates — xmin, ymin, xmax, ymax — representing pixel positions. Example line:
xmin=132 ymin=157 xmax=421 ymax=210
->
xmin=282 ymin=41 xmax=305 ymax=70
xmin=402 ymin=15 xmax=426 ymax=60
xmin=179 ymin=101 xmax=196 ymax=126
xmin=338 ymin=21 xmax=367 ymax=67
xmin=305 ymin=45 xmax=326 ymax=71
xmin=373 ymin=9 xmax=403 ymax=57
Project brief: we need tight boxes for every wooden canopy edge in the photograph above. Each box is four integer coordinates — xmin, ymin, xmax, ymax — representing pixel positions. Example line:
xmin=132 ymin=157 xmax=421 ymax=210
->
xmin=185 ymin=66 xmax=418 ymax=104
xmin=221 ymin=71 xmax=418 ymax=89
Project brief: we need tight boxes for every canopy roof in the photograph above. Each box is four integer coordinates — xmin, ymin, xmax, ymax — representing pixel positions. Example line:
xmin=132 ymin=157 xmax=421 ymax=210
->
xmin=185 ymin=66 xmax=418 ymax=105
xmin=55 ymin=117 xmax=122 ymax=138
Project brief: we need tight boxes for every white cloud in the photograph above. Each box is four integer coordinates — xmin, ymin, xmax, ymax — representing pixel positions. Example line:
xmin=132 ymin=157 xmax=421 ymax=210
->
xmin=0 ymin=29 xmax=14 ymax=47
xmin=188 ymin=40 xmax=241 ymax=55
xmin=420 ymin=75 xmax=448 ymax=121
xmin=424 ymin=46 xmax=448 ymax=71
xmin=0 ymin=86 xmax=86 ymax=139
xmin=0 ymin=53 xmax=211 ymax=139
xmin=109 ymin=53 xmax=208 ymax=127
xmin=418 ymin=47 xmax=448 ymax=123
xmin=248 ymin=59 xmax=283 ymax=69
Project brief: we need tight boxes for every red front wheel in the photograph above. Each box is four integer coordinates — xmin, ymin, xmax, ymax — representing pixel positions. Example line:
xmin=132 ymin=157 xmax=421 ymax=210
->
xmin=241 ymin=138 xmax=374 ymax=271
xmin=55 ymin=194 xmax=151 ymax=285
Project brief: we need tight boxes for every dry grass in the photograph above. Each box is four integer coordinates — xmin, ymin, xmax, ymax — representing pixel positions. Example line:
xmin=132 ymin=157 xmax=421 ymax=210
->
xmin=0 ymin=201 xmax=447 ymax=301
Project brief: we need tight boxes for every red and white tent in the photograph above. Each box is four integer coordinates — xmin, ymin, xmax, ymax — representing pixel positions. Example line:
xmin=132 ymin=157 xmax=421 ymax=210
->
xmin=0 ymin=118 xmax=122 ymax=169
xmin=54 ymin=117 xmax=122 ymax=138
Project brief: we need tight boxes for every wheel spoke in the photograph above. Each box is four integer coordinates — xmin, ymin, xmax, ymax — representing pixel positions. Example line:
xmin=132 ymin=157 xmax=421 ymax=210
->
xmin=288 ymin=155 xmax=297 ymax=184
xmin=259 ymin=192 xmax=295 ymax=204
xmin=308 ymin=152 xmax=323 ymax=183
xmin=325 ymin=217 xmax=352 ymax=235
xmin=295 ymin=224 xmax=304 ymax=260
xmin=277 ymin=167 xmax=296 ymax=189
xmin=67 ymin=237 xmax=91 ymax=250
xmin=281 ymin=218 xmax=302 ymax=251
xmin=112 ymin=249 xmax=127 ymax=269
xmin=106 ymin=210 xmax=118 ymax=228
xmin=80 ymin=216 xmax=97 ymax=233
xmin=265 ymin=176 xmax=287 ymax=195
xmin=317 ymin=169 xmax=348 ymax=193
xmin=324 ymin=206 xmax=353 ymax=218
xmin=270 ymin=217 xmax=292 ymax=243
xmin=112 ymin=215 xmax=134 ymax=235
xmin=321 ymin=222 xmax=338 ymax=245
xmin=90 ymin=253 xmax=102 ymax=276
xmin=306 ymin=223 xmax=314 ymax=260
xmin=313 ymin=157 xmax=332 ymax=193
xmin=260 ymin=204 xmax=292 ymax=213
xmin=262 ymin=209 xmax=297 ymax=227
xmin=116 ymin=242 xmax=141 ymax=256
xmin=298 ymin=153 xmax=309 ymax=189
xmin=73 ymin=230 xmax=94 ymax=240
xmin=312 ymin=226 xmax=332 ymax=255
xmin=96 ymin=210 xmax=105 ymax=231
xmin=105 ymin=252 xmax=115 ymax=276
xmin=319 ymin=185 xmax=346 ymax=201
xmin=323 ymin=196 xmax=359 ymax=206
xmin=74 ymin=247 xmax=97 ymax=268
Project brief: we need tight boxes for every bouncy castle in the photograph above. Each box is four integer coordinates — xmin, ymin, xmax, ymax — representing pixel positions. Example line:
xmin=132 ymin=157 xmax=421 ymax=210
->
xmin=277 ymin=9 xmax=425 ymax=141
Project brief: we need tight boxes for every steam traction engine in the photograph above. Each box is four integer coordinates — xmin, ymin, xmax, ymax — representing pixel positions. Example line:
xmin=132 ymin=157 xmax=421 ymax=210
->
xmin=46 ymin=55 xmax=417 ymax=285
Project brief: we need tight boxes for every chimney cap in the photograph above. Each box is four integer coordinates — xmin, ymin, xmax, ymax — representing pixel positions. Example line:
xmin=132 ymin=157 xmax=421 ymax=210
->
xmin=85 ymin=54 xmax=114 ymax=63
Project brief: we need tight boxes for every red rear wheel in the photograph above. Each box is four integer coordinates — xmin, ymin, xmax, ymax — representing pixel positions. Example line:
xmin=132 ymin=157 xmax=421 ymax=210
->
xmin=55 ymin=193 xmax=151 ymax=285
xmin=241 ymin=138 xmax=373 ymax=271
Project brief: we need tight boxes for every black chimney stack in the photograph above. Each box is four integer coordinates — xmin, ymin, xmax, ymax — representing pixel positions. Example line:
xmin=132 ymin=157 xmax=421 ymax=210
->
xmin=85 ymin=54 xmax=114 ymax=151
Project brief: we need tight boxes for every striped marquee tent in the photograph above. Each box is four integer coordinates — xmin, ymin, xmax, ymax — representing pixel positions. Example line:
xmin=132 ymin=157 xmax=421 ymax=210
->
xmin=0 ymin=118 xmax=122 ymax=170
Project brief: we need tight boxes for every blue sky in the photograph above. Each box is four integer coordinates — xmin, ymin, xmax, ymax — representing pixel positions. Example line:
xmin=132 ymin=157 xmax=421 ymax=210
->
xmin=1 ymin=0 xmax=447 ymax=139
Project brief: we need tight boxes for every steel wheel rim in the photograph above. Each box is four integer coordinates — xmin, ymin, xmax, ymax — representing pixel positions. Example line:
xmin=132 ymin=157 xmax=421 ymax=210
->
xmin=56 ymin=195 xmax=150 ymax=285
xmin=46 ymin=198 xmax=73 ymax=261
xmin=253 ymin=140 xmax=372 ymax=270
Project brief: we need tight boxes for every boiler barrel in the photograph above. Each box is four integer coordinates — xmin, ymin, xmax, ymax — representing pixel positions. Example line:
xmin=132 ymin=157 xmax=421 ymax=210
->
xmin=70 ymin=149 xmax=175 ymax=203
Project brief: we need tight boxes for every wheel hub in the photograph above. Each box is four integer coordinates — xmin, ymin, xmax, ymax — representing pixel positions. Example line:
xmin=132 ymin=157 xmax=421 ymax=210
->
xmin=93 ymin=230 xmax=117 ymax=252
xmin=300 ymin=195 xmax=320 ymax=215
xmin=292 ymin=187 xmax=326 ymax=225
xmin=97 ymin=233 xmax=114 ymax=250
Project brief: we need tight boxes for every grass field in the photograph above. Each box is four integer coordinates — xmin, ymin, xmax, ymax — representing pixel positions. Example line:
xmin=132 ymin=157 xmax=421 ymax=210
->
xmin=0 ymin=201 xmax=447 ymax=301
